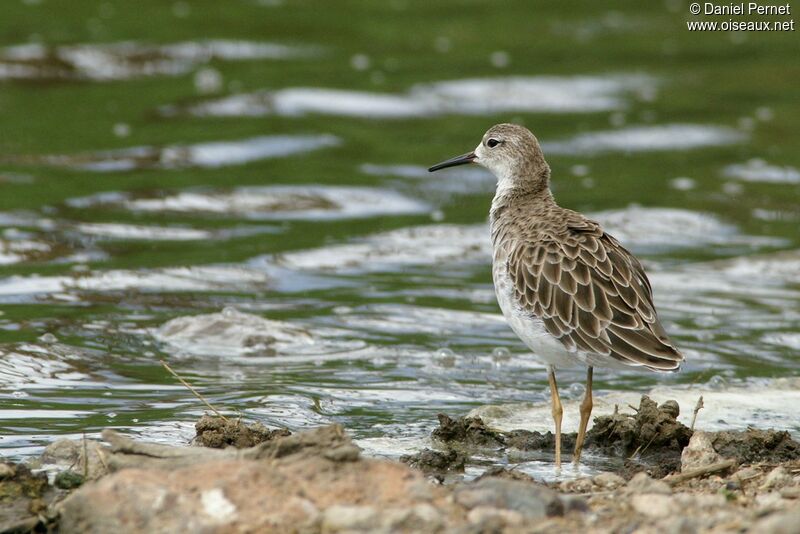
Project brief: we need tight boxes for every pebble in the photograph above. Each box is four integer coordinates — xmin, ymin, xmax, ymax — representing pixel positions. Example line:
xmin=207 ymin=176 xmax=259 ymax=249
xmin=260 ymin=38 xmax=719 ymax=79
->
xmin=627 ymin=472 xmax=672 ymax=495
xmin=593 ymin=472 xmax=625 ymax=489
xmin=467 ymin=506 xmax=524 ymax=526
xmin=681 ymin=431 xmax=722 ymax=471
xmin=381 ymin=505 xmax=443 ymax=533
xmin=752 ymin=509 xmax=800 ymax=533
xmin=454 ymin=478 xmax=564 ymax=518
xmin=760 ymin=466 xmax=792 ymax=490
xmin=571 ymin=477 xmax=594 ymax=493
xmin=631 ymin=493 xmax=676 ymax=518
xmin=732 ymin=466 xmax=761 ymax=482
xmin=41 ymin=438 xmax=81 ymax=465
xmin=321 ymin=505 xmax=378 ymax=531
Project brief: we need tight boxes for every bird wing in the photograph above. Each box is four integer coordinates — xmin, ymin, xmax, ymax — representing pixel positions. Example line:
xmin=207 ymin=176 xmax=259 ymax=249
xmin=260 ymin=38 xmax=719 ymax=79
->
xmin=506 ymin=217 xmax=683 ymax=370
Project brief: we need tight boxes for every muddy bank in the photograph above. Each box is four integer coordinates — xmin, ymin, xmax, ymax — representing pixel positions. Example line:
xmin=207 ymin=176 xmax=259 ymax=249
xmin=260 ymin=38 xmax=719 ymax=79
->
xmin=6 ymin=395 xmax=800 ymax=533
xmin=412 ymin=395 xmax=797 ymax=480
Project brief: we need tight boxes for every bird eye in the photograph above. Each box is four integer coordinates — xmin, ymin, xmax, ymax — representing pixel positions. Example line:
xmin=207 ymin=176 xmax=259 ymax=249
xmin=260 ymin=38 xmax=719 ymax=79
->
xmin=487 ymin=138 xmax=500 ymax=148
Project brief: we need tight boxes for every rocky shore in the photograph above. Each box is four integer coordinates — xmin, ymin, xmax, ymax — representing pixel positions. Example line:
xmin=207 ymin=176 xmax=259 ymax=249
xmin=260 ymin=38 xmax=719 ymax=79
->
xmin=2 ymin=396 xmax=799 ymax=533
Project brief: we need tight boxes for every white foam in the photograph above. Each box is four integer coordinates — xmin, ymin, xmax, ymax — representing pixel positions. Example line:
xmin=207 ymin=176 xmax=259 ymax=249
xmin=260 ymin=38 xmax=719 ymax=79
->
xmin=0 ymin=40 xmax=320 ymax=81
xmin=416 ymin=74 xmax=655 ymax=114
xmin=722 ymin=159 xmax=800 ymax=184
xmin=0 ymin=238 xmax=52 ymax=265
xmin=44 ymin=135 xmax=339 ymax=172
xmin=332 ymin=304 xmax=508 ymax=337
xmin=0 ymin=265 xmax=271 ymax=297
xmin=76 ymin=223 xmax=211 ymax=241
xmin=543 ymin=124 xmax=746 ymax=154
xmin=181 ymin=74 xmax=657 ymax=119
xmin=153 ymin=308 xmax=369 ymax=360
xmin=154 ymin=308 xmax=314 ymax=358
xmin=123 ymin=185 xmax=429 ymax=220
xmin=275 ymin=206 xmax=760 ymax=273
xmin=277 ymin=224 xmax=488 ymax=271
xmin=705 ymin=249 xmax=800 ymax=284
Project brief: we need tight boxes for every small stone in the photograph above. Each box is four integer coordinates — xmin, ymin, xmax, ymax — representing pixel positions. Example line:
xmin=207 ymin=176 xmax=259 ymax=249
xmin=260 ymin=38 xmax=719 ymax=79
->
xmin=467 ymin=506 xmax=523 ymax=526
xmin=41 ymin=439 xmax=80 ymax=465
xmin=753 ymin=510 xmax=800 ymax=534
xmin=761 ymin=466 xmax=792 ymax=490
xmin=381 ymin=505 xmax=443 ymax=533
xmin=593 ymin=472 xmax=625 ymax=489
xmin=733 ymin=466 xmax=761 ymax=482
xmin=755 ymin=491 xmax=784 ymax=510
xmin=681 ymin=431 xmax=723 ymax=471
xmin=322 ymin=505 xmax=378 ymax=531
xmin=627 ymin=472 xmax=672 ymax=495
xmin=571 ymin=477 xmax=594 ymax=493
xmin=630 ymin=493 xmax=676 ymax=518
xmin=726 ymin=480 xmax=741 ymax=491
xmin=561 ymin=495 xmax=589 ymax=513
xmin=454 ymin=478 xmax=564 ymax=518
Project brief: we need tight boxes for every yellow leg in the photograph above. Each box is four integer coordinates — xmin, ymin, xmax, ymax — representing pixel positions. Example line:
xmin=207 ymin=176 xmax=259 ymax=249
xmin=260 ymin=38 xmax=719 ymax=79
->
xmin=547 ymin=365 xmax=563 ymax=469
xmin=573 ymin=366 xmax=594 ymax=465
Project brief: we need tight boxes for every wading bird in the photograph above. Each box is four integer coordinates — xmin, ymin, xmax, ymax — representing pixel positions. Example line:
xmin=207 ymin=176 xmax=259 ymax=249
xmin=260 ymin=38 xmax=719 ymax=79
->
xmin=429 ymin=124 xmax=683 ymax=467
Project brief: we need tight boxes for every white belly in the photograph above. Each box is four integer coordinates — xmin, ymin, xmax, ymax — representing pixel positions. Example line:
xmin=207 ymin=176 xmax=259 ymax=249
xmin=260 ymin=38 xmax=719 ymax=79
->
xmin=492 ymin=260 xmax=579 ymax=368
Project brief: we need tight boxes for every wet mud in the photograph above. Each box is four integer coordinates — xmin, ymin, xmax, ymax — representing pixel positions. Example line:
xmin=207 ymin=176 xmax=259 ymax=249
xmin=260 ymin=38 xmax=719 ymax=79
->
xmin=0 ymin=462 xmax=59 ymax=533
xmin=428 ymin=395 xmax=800 ymax=479
xmin=193 ymin=415 xmax=291 ymax=449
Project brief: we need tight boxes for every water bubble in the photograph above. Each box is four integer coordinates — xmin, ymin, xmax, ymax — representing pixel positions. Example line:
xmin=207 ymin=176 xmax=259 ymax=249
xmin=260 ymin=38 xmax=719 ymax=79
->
xmin=194 ymin=67 xmax=223 ymax=94
xmin=38 ymin=332 xmax=58 ymax=344
xmin=569 ymin=382 xmax=586 ymax=398
xmin=113 ymin=122 xmax=130 ymax=138
xmin=430 ymin=209 xmax=445 ymax=222
xmin=669 ymin=177 xmax=696 ymax=191
xmin=103 ymin=391 xmax=112 ymax=396
xmin=350 ymin=54 xmax=370 ymax=71
xmin=489 ymin=51 xmax=510 ymax=68
xmin=738 ymin=117 xmax=756 ymax=131
xmin=434 ymin=36 xmax=451 ymax=53
xmin=708 ymin=375 xmax=727 ymax=391
xmin=132 ymin=418 xmax=139 ymax=423
xmin=11 ymin=390 xmax=28 ymax=398
xmin=570 ymin=165 xmax=590 ymax=177
xmin=722 ymin=181 xmax=744 ymax=195
xmin=107 ymin=412 xmax=117 ymax=419
xmin=222 ymin=306 xmax=239 ymax=318
xmin=491 ymin=347 xmax=511 ymax=362
xmin=435 ymin=348 xmax=456 ymax=367
xmin=581 ymin=177 xmax=595 ymax=189
xmin=231 ymin=371 xmax=246 ymax=381
xmin=755 ymin=107 xmax=773 ymax=122
xmin=172 ymin=1 xmax=191 ymax=17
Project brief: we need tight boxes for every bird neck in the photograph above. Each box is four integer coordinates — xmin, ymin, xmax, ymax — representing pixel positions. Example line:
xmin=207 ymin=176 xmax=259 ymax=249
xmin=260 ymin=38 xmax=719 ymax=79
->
xmin=490 ymin=167 xmax=555 ymax=219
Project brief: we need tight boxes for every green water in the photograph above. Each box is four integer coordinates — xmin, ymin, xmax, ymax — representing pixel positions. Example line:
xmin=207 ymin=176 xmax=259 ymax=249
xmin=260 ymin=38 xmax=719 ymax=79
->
xmin=0 ymin=1 xmax=798 ymax=472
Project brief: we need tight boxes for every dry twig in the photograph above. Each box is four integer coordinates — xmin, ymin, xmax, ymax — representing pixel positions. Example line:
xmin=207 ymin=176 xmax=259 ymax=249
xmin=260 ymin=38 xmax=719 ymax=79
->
xmin=664 ymin=459 xmax=736 ymax=485
xmin=160 ymin=359 xmax=228 ymax=421
xmin=690 ymin=395 xmax=704 ymax=431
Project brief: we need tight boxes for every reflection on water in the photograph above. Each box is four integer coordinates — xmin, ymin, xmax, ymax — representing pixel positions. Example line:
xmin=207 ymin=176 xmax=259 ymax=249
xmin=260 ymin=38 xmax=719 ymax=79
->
xmin=0 ymin=1 xmax=798 ymax=480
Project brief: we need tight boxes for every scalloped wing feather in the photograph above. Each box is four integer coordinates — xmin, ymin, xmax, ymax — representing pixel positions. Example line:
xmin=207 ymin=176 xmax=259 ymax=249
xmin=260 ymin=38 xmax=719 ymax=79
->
xmin=506 ymin=218 xmax=683 ymax=371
